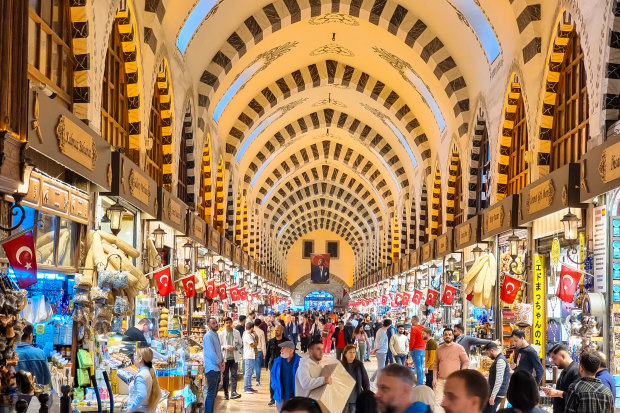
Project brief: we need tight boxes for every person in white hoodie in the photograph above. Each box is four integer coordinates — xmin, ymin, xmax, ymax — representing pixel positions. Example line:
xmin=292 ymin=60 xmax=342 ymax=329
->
xmin=295 ymin=340 xmax=333 ymax=397
xmin=218 ymin=317 xmax=243 ymax=400
xmin=389 ymin=325 xmax=410 ymax=365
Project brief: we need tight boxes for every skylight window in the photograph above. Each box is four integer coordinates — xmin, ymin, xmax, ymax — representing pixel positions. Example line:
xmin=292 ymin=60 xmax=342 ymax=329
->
xmin=404 ymin=70 xmax=446 ymax=132
xmin=177 ymin=0 xmax=219 ymax=54
xmin=454 ymin=0 xmax=501 ymax=62
xmin=277 ymin=221 xmax=289 ymax=238
xmin=386 ymin=118 xmax=418 ymax=168
xmin=236 ymin=110 xmax=279 ymax=162
xmin=213 ymin=60 xmax=264 ymax=123
xmin=369 ymin=147 xmax=401 ymax=192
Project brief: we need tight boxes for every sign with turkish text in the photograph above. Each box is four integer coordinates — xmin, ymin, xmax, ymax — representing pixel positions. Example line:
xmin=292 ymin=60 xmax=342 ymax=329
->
xmin=532 ymin=254 xmax=546 ymax=359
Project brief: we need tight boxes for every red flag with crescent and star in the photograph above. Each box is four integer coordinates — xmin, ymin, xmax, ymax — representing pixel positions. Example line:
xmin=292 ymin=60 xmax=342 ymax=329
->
xmin=206 ymin=279 xmax=216 ymax=299
xmin=441 ymin=285 xmax=457 ymax=305
xmin=2 ymin=230 xmax=37 ymax=288
xmin=411 ymin=289 xmax=423 ymax=305
xmin=239 ymin=288 xmax=248 ymax=301
xmin=153 ymin=265 xmax=174 ymax=296
xmin=401 ymin=292 xmax=411 ymax=306
xmin=181 ymin=275 xmax=196 ymax=298
xmin=216 ymin=283 xmax=227 ymax=300
xmin=426 ymin=288 xmax=439 ymax=306
xmin=381 ymin=295 xmax=388 ymax=304
xmin=556 ymin=265 xmax=582 ymax=302
xmin=500 ymin=275 xmax=521 ymax=304
xmin=229 ymin=286 xmax=240 ymax=302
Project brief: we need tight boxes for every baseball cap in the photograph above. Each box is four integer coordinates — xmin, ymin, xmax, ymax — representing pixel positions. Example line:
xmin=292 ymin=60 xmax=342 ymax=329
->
xmin=278 ymin=341 xmax=295 ymax=349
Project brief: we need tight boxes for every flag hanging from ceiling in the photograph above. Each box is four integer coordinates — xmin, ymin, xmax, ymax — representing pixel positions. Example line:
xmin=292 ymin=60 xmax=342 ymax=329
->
xmin=500 ymin=275 xmax=521 ymax=304
xmin=441 ymin=285 xmax=457 ymax=305
xmin=152 ymin=265 xmax=174 ymax=296
xmin=2 ymin=230 xmax=38 ymax=288
xmin=556 ymin=265 xmax=582 ymax=302
xmin=181 ymin=275 xmax=196 ymax=298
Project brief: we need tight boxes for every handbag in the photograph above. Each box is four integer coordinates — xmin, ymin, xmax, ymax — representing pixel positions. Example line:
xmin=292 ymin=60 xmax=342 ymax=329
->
xmin=322 ymin=327 xmax=330 ymax=338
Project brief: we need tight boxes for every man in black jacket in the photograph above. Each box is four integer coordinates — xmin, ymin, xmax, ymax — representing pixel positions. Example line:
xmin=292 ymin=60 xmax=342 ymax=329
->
xmin=483 ymin=343 xmax=510 ymax=413
xmin=509 ymin=329 xmax=544 ymax=385
xmin=542 ymin=344 xmax=580 ymax=413
xmin=265 ymin=323 xmax=288 ymax=406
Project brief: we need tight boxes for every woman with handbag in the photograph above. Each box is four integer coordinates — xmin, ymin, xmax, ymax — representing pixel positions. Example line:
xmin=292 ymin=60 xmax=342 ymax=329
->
xmin=127 ymin=347 xmax=162 ymax=413
xmin=321 ymin=318 xmax=335 ymax=355
xmin=341 ymin=344 xmax=370 ymax=413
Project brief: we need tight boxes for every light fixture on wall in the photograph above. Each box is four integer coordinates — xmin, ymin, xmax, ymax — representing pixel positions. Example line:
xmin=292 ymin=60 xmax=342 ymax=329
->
xmin=561 ymin=209 xmax=589 ymax=265
xmin=0 ymin=163 xmax=33 ymax=232
xmin=107 ymin=200 xmax=126 ymax=236
xmin=507 ymin=230 xmax=525 ymax=275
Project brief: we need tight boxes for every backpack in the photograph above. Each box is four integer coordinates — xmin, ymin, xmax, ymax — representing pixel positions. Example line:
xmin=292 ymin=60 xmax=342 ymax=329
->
xmin=322 ymin=325 xmax=330 ymax=338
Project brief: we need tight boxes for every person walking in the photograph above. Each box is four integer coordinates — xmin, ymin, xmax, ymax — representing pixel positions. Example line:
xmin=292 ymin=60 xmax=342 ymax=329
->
xmin=433 ymin=327 xmax=469 ymax=407
xmin=409 ymin=316 xmax=426 ymax=385
xmin=375 ymin=364 xmax=430 ymax=413
xmin=202 ymin=317 xmax=224 ymax=413
xmin=453 ymin=324 xmax=495 ymax=355
xmin=309 ymin=317 xmax=322 ymax=343
xmin=508 ymin=329 xmax=544 ymax=385
xmin=15 ymin=324 xmax=51 ymax=386
xmin=254 ymin=319 xmax=267 ymax=387
xmin=595 ymin=352 xmax=616 ymax=400
xmin=321 ymin=317 xmax=335 ymax=355
xmin=541 ymin=344 xmax=580 ymax=413
xmin=242 ymin=322 xmax=258 ymax=394
xmin=496 ymin=371 xmax=546 ymax=413
xmin=126 ymin=347 xmax=162 ymax=413
xmin=341 ymin=344 xmax=370 ymax=413
xmin=422 ymin=327 xmax=437 ymax=388
xmin=564 ymin=352 xmax=614 ymax=413
xmin=285 ymin=316 xmax=298 ymax=349
xmin=370 ymin=319 xmax=391 ymax=381
xmin=482 ymin=343 xmax=509 ymax=413
xmin=295 ymin=340 xmax=332 ymax=397
xmin=386 ymin=320 xmax=396 ymax=364
xmin=362 ymin=315 xmax=374 ymax=362
xmin=353 ymin=324 xmax=370 ymax=362
xmin=266 ymin=324 xmax=289 ymax=406
xmin=442 ymin=370 xmax=489 ymax=413
xmin=333 ymin=320 xmax=353 ymax=360
xmin=270 ymin=341 xmax=301 ymax=412
xmin=218 ymin=317 xmax=242 ymax=400
xmin=389 ymin=325 xmax=409 ymax=365
xmin=300 ymin=317 xmax=311 ymax=353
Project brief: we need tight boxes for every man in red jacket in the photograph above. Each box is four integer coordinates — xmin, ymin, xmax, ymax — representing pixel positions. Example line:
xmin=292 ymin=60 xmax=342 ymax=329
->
xmin=409 ymin=316 xmax=426 ymax=385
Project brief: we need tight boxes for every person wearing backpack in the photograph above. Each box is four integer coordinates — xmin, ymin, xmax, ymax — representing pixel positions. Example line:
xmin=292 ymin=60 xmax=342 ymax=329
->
xmin=321 ymin=318 xmax=335 ymax=355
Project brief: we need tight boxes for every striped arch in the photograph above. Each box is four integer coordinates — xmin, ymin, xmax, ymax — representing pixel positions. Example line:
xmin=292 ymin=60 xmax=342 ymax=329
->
xmin=278 ymin=211 xmax=366 ymax=247
xmin=199 ymin=133 xmax=213 ymax=223
xmin=467 ymin=110 xmax=486 ymax=218
xmin=419 ymin=181 xmax=428 ymax=244
xmin=215 ymin=156 xmax=225 ymax=233
xmin=242 ymin=200 xmax=249 ymax=252
xmin=496 ymin=75 xmax=522 ymax=201
xmin=182 ymin=101 xmax=196 ymax=205
xmin=537 ymin=14 xmax=579 ymax=177
xmin=431 ymin=165 xmax=442 ymax=238
xmin=446 ymin=143 xmax=460 ymax=229
xmin=69 ymin=0 xmax=90 ymax=121
xmin=277 ymin=206 xmax=367 ymax=244
xmin=242 ymin=108 xmax=422 ymax=189
xmin=508 ymin=0 xmax=542 ymax=64
xmin=391 ymin=213 xmax=399 ymax=262
xmin=197 ymin=0 xmax=472 ymax=131
xmin=155 ymin=59 xmax=174 ymax=191
xmin=400 ymin=200 xmax=407 ymax=258
xmin=279 ymin=216 xmax=364 ymax=253
xmin=225 ymin=176 xmax=235 ymax=239
xmin=229 ymin=60 xmax=432 ymax=165
xmin=234 ymin=193 xmax=243 ymax=245
xmin=254 ymin=142 xmax=399 ymax=209
xmin=409 ymin=196 xmax=417 ymax=251
xmin=604 ymin=0 xmax=620 ymax=130
xmin=115 ymin=6 xmax=142 ymax=150
xmin=249 ymin=208 xmax=258 ymax=258
xmin=265 ymin=181 xmax=380 ymax=233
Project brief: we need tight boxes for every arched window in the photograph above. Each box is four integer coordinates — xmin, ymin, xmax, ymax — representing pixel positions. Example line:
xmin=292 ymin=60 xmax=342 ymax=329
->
xmin=102 ymin=21 xmax=139 ymax=163
xmin=508 ymin=90 xmax=528 ymax=196
xmin=147 ymin=84 xmax=163 ymax=185
xmin=550 ymin=29 xmax=589 ymax=170
xmin=28 ymin=0 xmax=73 ymax=107
xmin=476 ymin=127 xmax=490 ymax=211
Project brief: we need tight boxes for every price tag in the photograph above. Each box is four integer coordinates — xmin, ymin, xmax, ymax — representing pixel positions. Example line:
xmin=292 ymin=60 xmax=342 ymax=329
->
xmin=36 ymin=324 xmax=45 ymax=335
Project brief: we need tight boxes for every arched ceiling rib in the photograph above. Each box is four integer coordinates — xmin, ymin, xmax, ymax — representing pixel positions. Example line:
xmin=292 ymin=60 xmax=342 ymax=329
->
xmin=279 ymin=214 xmax=365 ymax=253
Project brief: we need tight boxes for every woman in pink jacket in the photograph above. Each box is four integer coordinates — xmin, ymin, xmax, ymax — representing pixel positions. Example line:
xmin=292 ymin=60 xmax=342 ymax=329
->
xmin=321 ymin=317 xmax=336 ymax=355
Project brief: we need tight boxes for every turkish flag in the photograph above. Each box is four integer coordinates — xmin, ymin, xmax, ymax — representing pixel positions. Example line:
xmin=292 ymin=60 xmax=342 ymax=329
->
xmin=442 ymin=285 xmax=457 ymax=305
xmin=2 ymin=231 xmax=38 ymax=288
xmin=402 ymin=292 xmax=411 ymax=306
xmin=411 ymin=289 xmax=423 ymax=305
xmin=240 ymin=288 xmax=248 ymax=301
xmin=206 ymin=279 xmax=216 ymax=299
xmin=153 ymin=266 xmax=174 ymax=296
xmin=381 ymin=295 xmax=388 ymax=304
xmin=216 ymin=284 xmax=227 ymax=300
xmin=181 ymin=275 xmax=196 ymax=298
xmin=229 ymin=287 xmax=240 ymax=302
xmin=395 ymin=293 xmax=402 ymax=305
xmin=500 ymin=275 xmax=521 ymax=304
xmin=556 ymin=265 xmax=582 ymax=302
xmin=426 ymin=289 xmax=439 ymax=306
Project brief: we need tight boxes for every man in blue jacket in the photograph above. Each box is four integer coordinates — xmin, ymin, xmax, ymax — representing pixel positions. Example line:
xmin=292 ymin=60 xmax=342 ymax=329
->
xmin=15 ymin=323 xmax=51 ymax=386
xmin=271 ymin=341 xmax=301 ymax=412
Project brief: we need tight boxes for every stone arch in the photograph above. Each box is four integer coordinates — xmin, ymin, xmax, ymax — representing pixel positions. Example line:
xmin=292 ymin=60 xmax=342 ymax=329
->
xmin=467 ymin=108 xmax=487 ymax=218
xmin=446 ymin=142 xmax=462 ymax=229
xmin=508 ymin=0 xmax=543 ymax=65
xmin=181 ymin=100 xmax=196 ymax=205
xmin=290 ymin=275 xmax=350 ymax=307
xmin=430 ymin=163 xmax=442 ymax=237
xmin=199 ymin=133 xmax=214 ymax=223
xmin=152 ymin=58 xmax=174 ymax=190
xmin=603 ymin=0 xmax=620 ymax=130
xmin=215 ymin=156 xmax=225 ymax=233
xmin=419 ymin=181 xmax=428 ymax=244
xmin=68 ymin=0 xmax=91 ymax=122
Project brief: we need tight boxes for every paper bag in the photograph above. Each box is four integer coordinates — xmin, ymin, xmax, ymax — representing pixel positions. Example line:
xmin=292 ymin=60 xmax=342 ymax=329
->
xmin=308 ymin=362 xmax=355 ymax=413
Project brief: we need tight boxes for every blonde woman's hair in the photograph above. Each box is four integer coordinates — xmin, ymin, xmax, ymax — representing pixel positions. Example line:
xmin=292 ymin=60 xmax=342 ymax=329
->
xmin=136 ymin=347 xmax=161 ymax=409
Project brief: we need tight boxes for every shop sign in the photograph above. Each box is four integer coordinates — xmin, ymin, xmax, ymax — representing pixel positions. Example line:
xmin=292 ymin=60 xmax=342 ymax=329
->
xmin=598 ymin=140 xmax=620 ymax=183
xmin=526 ymin=180 xmax=555 ymax=215
xmin=593 ymin=206 xmax=607 ymax=292
xmin=409 ymin=249 xmax=419 ymax=268
xmin=207 ymin=225 xmax=221 ymax=253
xmin=0 ymin=132 xmax=25 ymax=195
xmin=157 ymin=188 xmax=188 ymax=234
xmin=129 ymin=169 xmax=151 ymax=206
xmin=421 ymin=243 xmax=432 ymax=263
xmin=482 ymin=195 xmax=520 ymax=239
xmin=108 ymin=153 xmax=157 ymax=218
xmin=234 ymin=244 xmax=242 ymax=265
xmin=222 ymin=237 xmax=233 ymax=259
xmin=187 ymin=213 xmax=206 ymax=245
xmin=458 ymin=224 xmax=471 ymax=245
xmin=434 ymin=231 xmax=453 ymax=259
xmin=55 ymin=115 xmax=97 ymax=170
xmin=532 ymin=254 xmax=546 ymax=359
xmin=486 ymin=206 xmax=505 ymax=233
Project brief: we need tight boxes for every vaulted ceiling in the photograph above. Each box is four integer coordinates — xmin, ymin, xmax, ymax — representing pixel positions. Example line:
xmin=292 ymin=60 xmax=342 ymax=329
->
xmin=160 ymin=0 xmax=522 ymax=277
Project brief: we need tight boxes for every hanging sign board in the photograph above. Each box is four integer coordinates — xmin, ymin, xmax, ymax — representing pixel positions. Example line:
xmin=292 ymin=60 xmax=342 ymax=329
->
xmin=187 ymin=213 xmax=207 ymax=246
xmin=421 ymin=242 xmax=433 ymax=264
xmin=581 ymin=131 xmax=620 ymax=201
xmin=157 ymin=188 xmax=188 ymax=234
xmin=481 ymin=195 xmax=519 ymax=240
xmin=532 ymin=254 xmax=546 ymax=359
xmin=221 ymin=237 xmax=233 ymax=259
xmin=454 ymin=215 xmax=480 ymax=250
xmin=409 ymin=248 xmax=419 ymax=268
xmin=207 ymin=225 xmax=221 ymax=254
xmin=107 ymin=152 xmax=158 ymax=218
xmin=233 ymin=243 xmax=243 ymax=266
xmin=518 ymin=163 xmax=583 ymax=225
xmin=433 ymin=230 xmax=453 ymax=259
